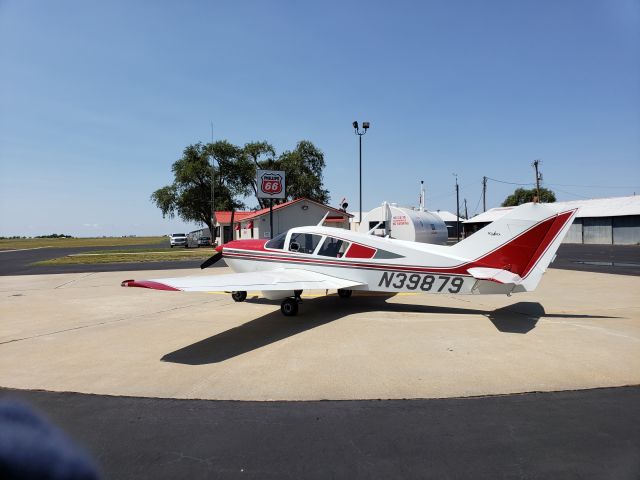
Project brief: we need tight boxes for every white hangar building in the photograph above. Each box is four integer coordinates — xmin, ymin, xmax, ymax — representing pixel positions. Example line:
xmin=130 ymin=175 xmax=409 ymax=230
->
xmin=463 ymin=195 xmax=640 ymax=245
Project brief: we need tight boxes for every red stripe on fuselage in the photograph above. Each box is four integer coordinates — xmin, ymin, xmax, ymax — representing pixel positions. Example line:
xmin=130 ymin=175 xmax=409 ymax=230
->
xmin=221 ymin=210 xmax=576 ymax=277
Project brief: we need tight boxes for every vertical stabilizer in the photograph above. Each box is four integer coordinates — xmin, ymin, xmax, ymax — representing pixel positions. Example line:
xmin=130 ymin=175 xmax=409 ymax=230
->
xmin=452 ymin=203 xmax=578 ymax=291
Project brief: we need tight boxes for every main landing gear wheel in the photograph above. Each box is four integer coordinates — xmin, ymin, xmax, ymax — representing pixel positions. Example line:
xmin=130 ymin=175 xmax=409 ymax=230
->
xmin=337 ymin=289 xmax=352 ymax=298
xmin=231 ymin=291 xmax=247 ymax=302
xmin=281 ymin=298 xmax=299 ymax=316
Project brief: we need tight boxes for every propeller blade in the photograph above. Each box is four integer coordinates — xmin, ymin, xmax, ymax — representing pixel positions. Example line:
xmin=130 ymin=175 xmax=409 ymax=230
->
xmin=200 ymin=251 xmax=222 ymax=269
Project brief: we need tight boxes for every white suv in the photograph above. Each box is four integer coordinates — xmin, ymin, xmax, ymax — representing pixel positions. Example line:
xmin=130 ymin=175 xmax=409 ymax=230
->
xmin=169 ymin=233 xmax=187 ymax=248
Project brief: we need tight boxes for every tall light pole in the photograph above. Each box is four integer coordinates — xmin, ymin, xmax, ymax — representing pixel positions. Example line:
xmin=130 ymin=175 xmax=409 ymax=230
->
xmin=453 ymin=173 xmax=460 ymax=242
xmin=353 ymin=121 xmax=370 ymax=226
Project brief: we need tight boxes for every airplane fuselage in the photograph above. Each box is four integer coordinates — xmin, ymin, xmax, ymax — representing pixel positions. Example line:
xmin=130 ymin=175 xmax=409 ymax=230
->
xmin=222 ymin=226 xmax=502 ymax=296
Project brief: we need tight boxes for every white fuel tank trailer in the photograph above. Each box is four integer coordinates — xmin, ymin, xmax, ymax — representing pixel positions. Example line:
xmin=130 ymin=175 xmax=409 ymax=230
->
xmin=358 ymin=202 xmax=448 ymax=245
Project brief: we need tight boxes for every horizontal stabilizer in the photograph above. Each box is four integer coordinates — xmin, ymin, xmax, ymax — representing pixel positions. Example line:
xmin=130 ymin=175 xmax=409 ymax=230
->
xmin=467 ymin=267 xmax=523 ymax=285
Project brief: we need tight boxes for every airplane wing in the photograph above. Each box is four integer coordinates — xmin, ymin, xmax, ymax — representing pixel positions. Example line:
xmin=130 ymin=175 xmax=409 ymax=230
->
xmin=121 ymin=268 xmax=365 ymax=292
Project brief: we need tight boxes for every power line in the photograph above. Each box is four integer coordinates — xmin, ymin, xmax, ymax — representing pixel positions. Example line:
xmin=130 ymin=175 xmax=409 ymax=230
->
xmin=551 ymin=187 xmax=593 ymax=199
xmin=485 ymin=177 xmax=534 ymax=186
xmin=472 ymin=189 xmax=483 ymax=217
xmin=546 ymin=183 xmax=640 ymax=189
xmin=487 ymin=177 xmax=637 ymax=189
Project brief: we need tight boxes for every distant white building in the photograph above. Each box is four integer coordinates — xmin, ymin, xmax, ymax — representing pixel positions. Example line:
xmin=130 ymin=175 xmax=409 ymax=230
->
xmin=463 ymin=195 xmax=640 ymax=245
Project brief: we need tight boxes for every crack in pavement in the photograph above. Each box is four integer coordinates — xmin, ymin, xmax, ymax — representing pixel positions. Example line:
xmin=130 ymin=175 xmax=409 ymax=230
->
xmin=0 ymin=298 xmax=230 ymax=346
xmin=54 ymin=272 xmax=97 ymax=289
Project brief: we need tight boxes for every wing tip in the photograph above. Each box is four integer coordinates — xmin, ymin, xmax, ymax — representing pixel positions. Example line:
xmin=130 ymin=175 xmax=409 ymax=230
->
xmin=121 ymin=279 xmax=180 ymax=291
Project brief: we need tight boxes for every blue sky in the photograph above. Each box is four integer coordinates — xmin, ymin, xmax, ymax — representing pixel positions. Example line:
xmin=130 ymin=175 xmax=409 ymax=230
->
xmin=1 ymin=0 xmax=638 ymax=236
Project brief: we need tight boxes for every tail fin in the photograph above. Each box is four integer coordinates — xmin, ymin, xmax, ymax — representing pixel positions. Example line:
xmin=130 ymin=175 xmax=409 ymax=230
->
xmin=452 ymin=203 xmax=578 ymax=291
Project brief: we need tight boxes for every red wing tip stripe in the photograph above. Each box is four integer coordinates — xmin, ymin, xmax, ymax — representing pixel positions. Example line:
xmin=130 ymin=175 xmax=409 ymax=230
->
xmin=121 ymin=280 xmax=180 ymax=291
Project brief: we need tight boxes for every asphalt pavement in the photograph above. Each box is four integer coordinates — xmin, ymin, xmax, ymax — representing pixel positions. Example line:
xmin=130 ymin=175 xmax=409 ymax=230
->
xmin=2 ymin=386 xmax=638 ymax=479
xmin=0 ymin=244 xmax=217 ymax=276
xmin=1 ymin=242 xmax=638 ymax=276
xmin=552 ymin=244 xmax=640 ymax=276
xmin=2 ymin=242 xmax=639 ymax=479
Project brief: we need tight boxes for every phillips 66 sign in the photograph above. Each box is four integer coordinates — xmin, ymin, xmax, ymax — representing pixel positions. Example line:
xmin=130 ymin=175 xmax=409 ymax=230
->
xmin=257 ymin=170 xmax=286 ymax=199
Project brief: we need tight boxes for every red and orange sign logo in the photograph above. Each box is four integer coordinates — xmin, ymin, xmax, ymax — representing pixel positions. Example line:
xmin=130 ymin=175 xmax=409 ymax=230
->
xmin=260 ymin=173 xmax=283 ymax=196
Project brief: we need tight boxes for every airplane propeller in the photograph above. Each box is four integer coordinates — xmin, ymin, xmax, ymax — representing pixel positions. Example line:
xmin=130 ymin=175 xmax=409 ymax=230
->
xmin=201 ymin=246 xmax=224 ymax=269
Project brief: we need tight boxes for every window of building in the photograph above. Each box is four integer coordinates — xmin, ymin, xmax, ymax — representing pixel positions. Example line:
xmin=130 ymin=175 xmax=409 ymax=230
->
xmin=317 ymin=237 xmax=350 ymax=258
xmin=288 ymin=233 xmax=323 ymax=254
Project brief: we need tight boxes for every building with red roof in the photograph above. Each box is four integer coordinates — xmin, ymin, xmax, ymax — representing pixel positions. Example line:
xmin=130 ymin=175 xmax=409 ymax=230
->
xmin=213 ymin=198 xmax=351 ymax=244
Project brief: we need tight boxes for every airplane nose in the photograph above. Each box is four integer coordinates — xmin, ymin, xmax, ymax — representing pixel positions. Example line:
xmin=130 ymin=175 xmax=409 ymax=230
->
xmin=215 ymin=244 xmax=223 ymax=253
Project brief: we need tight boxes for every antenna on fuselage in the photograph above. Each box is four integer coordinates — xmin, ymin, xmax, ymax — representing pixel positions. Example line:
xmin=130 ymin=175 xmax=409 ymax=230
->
xmin=317 ymin=211 xmax=330 ymax=226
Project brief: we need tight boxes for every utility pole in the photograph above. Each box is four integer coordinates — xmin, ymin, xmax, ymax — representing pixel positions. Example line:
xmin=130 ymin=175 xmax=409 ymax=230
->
xmin=454 ymin=174 xmax=460 ymax=242
xmin=464 ymin=198 xmax=468 ymax=220
xmin=533 ymin=159 xmax=541 ymax=202
xmin=482 ymin=176 xmax=487 ymax=212
xmin=210 ymin=122 xmax=216 ymax=242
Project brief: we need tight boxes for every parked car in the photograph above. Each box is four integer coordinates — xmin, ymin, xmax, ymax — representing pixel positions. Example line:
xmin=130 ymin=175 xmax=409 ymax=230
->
xmin=169 ymin=233 xmax=187 ymax=248
xmin=198 ymin=236 xmax=212 ymax=247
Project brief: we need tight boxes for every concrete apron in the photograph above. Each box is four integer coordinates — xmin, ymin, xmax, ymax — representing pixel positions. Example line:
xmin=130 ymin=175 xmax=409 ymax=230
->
xmin=1 ymin=268 xmax=639 ymax=401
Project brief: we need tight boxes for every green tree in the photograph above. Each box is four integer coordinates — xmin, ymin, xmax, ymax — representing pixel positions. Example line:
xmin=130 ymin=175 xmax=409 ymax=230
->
xmin=243 ymin=141 xmax=276 ymax=209
xmin=242 ymin=140 xmax=329 ymax=207
xmin=151 ymin=139 xmax=331 ymax=241
xmin=151 ymin=142 xmax=248 ymax=241
xmin=501 ymin=187 xmax=556 ymax=206
xmin=276 ymin=140 xmax=330 ymax=204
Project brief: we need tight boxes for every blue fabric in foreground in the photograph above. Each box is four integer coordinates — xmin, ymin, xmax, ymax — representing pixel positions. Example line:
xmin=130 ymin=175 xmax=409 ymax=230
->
xmin=0 ymin=401 xmax=100 ymax=479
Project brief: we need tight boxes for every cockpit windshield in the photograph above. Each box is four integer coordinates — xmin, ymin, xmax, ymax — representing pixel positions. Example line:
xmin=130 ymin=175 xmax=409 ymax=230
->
xmin=265 ymin=232 xmax=287 ymax=250
xmin=288 ymin=233 xmax=322 ymax=254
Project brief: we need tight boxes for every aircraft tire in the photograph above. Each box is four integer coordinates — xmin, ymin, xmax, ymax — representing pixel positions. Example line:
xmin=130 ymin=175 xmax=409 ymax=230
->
xmin=337 ymin=289 xmax=352 ymax=298
xmin=231 ymin=291 xmax=247 ymax=302
xmin=281 ymin=298 xmax=299 ymax=316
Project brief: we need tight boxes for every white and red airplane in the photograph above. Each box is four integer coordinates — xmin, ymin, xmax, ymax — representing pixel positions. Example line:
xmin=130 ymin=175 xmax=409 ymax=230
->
xmin=122 ymin=203 xmax=578 ymax=316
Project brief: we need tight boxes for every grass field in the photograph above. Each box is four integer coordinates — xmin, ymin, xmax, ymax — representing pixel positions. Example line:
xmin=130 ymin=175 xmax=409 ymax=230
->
xmin=32 ymin=249 xmax=216 ymax=266
xmin=0 ymin=236 xmax=166 ymax=250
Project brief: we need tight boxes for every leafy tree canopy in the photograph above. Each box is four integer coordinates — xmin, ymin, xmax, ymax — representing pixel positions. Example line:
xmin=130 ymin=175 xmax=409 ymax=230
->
xmin=501 ymin=187 xmax=556 ymax=207
xmin=151 ymin=139 xmax=330 ymax=238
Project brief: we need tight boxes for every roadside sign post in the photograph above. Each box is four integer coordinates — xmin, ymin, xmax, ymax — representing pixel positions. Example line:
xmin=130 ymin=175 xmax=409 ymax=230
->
xmin=270 ymin=199 xmax=273 ymax=241
xmin=256 ymin=170 xmax=286 ymax=239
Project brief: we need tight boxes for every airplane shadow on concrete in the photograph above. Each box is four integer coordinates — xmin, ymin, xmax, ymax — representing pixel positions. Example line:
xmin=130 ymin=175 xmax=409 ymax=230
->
xmin=161 ymin=295 xmax=618 ymax=365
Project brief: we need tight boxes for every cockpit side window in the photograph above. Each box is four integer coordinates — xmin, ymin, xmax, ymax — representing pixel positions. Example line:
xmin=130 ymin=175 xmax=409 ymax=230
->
xmin=288 ymin=233 xmax=322 ymax=254
xmin=265 ymin=232 xmax=287 ymax=250
xmin=317 ymin=237 xmax=350 ymax=258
